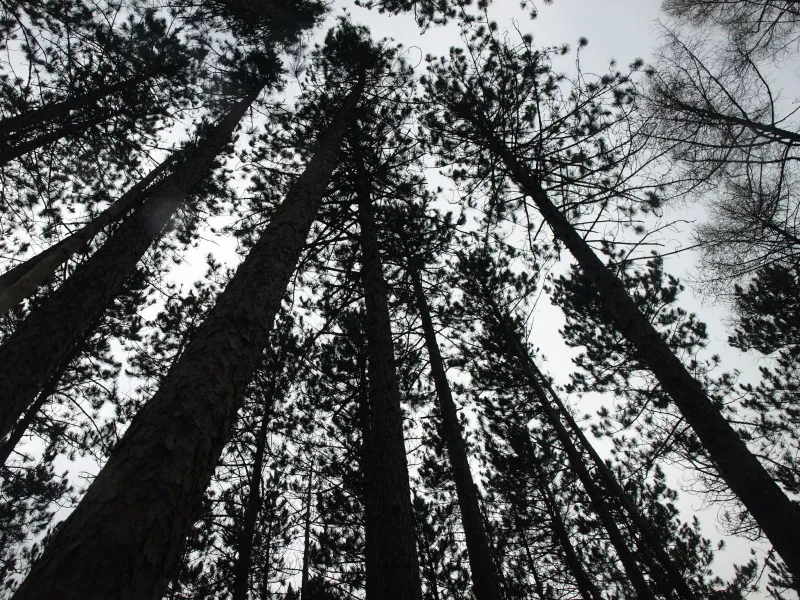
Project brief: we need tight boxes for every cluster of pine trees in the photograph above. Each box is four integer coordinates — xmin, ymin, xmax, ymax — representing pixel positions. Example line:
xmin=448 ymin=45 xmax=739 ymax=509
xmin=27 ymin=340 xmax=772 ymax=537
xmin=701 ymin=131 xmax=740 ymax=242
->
xmin=1 ymin=0 xmax=799 ymax=598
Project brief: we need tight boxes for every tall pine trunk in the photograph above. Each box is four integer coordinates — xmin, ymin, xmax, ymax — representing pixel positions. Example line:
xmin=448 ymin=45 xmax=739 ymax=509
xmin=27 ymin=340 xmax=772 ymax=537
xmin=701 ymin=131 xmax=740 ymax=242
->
xmin=410 ymin=267 xmax=502 ymax=600
xmin=472 ymin=122 xmax=800 ymax=578
xmin=485 ymin=297 xmax=655 ymax=600
xmin=0 ymin=89 xmax=260 ymax=442
xmin=0 ymin=152 xmax=176 ymax=314
xmin=231 ymin=395 xmax=275 ymax=600
xmin=355 ymin=165 xmax=422 ymax=599
xmin=537 ymin=362 xmax=697 ymax=600
xmin=11 ymin=81 xmax=363 ymax=600
xmin=0 ymin=73 xmax=152 ymax=138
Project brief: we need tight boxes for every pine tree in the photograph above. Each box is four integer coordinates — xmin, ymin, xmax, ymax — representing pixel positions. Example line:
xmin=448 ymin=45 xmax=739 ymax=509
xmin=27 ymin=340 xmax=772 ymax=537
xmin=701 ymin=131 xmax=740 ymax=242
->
xmin=423 ymin=25 xmax=800 ymax=577
xmin=0 ymin=71 xmax=271 ymax=442
xmin=10 ymin=23 xmax=371 ymax=599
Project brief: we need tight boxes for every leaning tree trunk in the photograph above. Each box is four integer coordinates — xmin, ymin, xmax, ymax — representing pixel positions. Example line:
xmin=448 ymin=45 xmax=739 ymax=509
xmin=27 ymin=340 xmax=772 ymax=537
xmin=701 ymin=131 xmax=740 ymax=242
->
xmin=536 ymin=361 xmax=697 ymax=600
xmin=231 ymin=393 xmax=276 ymax=600
xmin=355 ymin=170 xmax=422 ymax=599
xmin=0 ymin=152 xmax=176 ymax=314
xmin=410 ymin=267 xmax=502 ymax=600
xmin=472 ymin=121 xmax=800 ymax=578
xmin=486 ymin=298 xmax=655 ymax=600
xmin=0 ymin=113 xmax=109 ymax=167
xmin=0 ymin=88 xmax=261 ymax=442
xmin=10 ymin=80 xmax=364 ymax=600
xmin=0 ymin=72 xmax=152 ymax=138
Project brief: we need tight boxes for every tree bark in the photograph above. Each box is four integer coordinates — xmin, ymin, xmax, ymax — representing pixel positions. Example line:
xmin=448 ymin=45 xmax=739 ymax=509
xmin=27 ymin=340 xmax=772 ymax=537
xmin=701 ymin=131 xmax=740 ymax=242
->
xmin=475 ymin=123 xmax=800 ymax=579
xmin=537 ymin=366 xmax=697 ymax=600
xmin=0 ymin=73 xmax=152 ymax=138
xmin=10 ymin=80 xmax=363 ymax=600
xmin=0 ymin=152 xmax=176 ymax=314
xmin=355 ymin=162 xmax=422 ymax=599
xmin=410 ymin=267 xmax=502 ymax=600
xmin=0 ymin=89 xmax=260 ymax=442
xmin=231 ymin=397 xmax=276 ymax=600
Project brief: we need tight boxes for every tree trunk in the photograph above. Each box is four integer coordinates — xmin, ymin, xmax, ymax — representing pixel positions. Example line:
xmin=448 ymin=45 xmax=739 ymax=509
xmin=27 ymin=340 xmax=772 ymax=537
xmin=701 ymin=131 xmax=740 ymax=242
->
xmin=410 ymin=267 xmax=502 ymax=600
xmin=0 ymin=89 xmax=260 ymax=442
xmin=476 ymin=124 xmax=800 ymax=579
xmin=537 ymin=365 xmax=697 ymax=600
xmin=0 ymin=73 xmax=151 ymax=138
xmin=355 ymin=167 xmax=422 ymax=599
xmin=300 ymin=459 xmax=314 ymax=599
xmin=487 ymin=301 xmax=655 ymax=600
xmin=0 ymin=329 xmax=89 ymax=466
xmin=232 ymin=397 xmax=276 ymax=600
xmin=0 ymin=152 xmax=176 ymax=314
xmin=10 ymin=81 xmax=363 ymax=600
xmin=0 ymin=113 xmax=109 ymax=166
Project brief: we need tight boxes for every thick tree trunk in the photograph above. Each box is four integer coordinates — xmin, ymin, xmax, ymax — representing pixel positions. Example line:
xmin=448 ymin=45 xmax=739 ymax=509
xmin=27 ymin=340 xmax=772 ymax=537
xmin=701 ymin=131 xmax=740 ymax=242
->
xmin=0 ymin=89 xmax=260 ymax=442
xmin=356 ymin=178 xmax=422 ymax=599
xmin=477 ymin=125 xmax=800 ymax=578
xmin=410 ymin=267 xmax=502 ymax=600
xmin=0 ymin=153 xmax=176 ymax=314
xmin=487 ymin=301 xmax=655 ymax=600
xmin=300 ymin=460 xmax=314 ymax=599
xmin=0 ymin=113 xmax=108 ymax=166
xmin=231 ymin=398 xmax=275 ymax=600
xmin=0 ymin=73 xmax=151 ymax=138
xmin=10 ymin=81 xmax=363 ymax=600
xmin=537 ymin=366 xmax=697 ymax=600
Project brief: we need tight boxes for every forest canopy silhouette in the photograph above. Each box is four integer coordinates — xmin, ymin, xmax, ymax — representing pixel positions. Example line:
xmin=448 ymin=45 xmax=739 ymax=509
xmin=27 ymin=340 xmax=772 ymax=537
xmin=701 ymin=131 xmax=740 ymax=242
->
xmin=1 ymin=0 xmax=799 ymax=598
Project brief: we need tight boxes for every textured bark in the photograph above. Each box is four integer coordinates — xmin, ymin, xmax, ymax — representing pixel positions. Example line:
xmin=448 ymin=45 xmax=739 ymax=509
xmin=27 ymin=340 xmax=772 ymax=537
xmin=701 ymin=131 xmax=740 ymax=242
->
xmin=488 ymin=301 xmax=655 ymax=600
xmin=410 ymin=268 xmax=502 ymax=600
xmin=300 ymin=461 xmax=314 ymax=599
xmin=356 ymin=178 xmax=422 ymax=599
xmin=11 ymin=81 xmax=362 ymax=600
xmin=475 ymin=124 xmax=800 ymax=578
xmin=0 ymin=113 xmax=108 ymax=166
xmin=538 ymin=368 xmax=697 ymax=600
xmin=0 ymin=73 xmax=151 ymax=138
xmin=0 ymin=153 xmax=176 ymax=314
xmin=231 ymin=398 xmax=275 ymax=600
